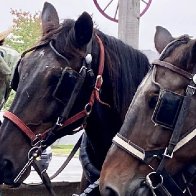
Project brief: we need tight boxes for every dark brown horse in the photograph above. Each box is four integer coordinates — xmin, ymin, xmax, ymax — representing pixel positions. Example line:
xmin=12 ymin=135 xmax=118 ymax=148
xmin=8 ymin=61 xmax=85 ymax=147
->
xmin=100 ymin=26 xmax=196 ymax=196
xmin=0 ymin=2 xmax=149 ymax=192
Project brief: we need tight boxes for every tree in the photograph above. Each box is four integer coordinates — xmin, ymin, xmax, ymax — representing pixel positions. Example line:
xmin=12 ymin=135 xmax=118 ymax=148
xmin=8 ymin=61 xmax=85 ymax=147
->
xmin=5 ymin=9 xmax=42 ymax=53
xmin=3 ymin=9 xmax=42 ymax=110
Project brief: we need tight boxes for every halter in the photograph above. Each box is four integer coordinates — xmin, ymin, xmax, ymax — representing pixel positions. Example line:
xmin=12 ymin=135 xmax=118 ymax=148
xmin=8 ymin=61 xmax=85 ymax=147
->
xmin=113 ymin=37 xmax=196 ymax=196
xmin=3 ymin=34 xmax=109 ymax=194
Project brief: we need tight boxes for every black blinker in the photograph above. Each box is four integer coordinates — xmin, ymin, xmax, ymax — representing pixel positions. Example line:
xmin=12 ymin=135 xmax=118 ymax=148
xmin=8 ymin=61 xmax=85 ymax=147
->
xmin=53 ymin=67 xmax=84 ymax=105
xmin=152 ymin=89 xmax=184 ymax=130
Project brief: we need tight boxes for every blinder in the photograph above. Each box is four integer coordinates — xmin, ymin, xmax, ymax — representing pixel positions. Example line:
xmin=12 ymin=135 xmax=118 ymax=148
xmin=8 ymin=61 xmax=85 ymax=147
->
xmin=53 ymin=66 xmax=86 ymax=105
xmin=152 ymin=89 xmax=184 ymax=130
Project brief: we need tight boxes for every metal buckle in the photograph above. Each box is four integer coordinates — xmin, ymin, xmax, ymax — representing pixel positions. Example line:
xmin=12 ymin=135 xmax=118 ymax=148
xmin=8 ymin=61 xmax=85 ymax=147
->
xmin=31 ymin=134 xmax=42 ymax=146
xmin=94 ymin=75 xmax=103 ymax=91
xmin=56 ymin=117 xmax=63 ymax=126
xmin=186 ymin=85 xmax=196 ymax=95
xmin=79 ymin=65 xmax=87 ymax=74
xmin=146 ymin=171 xmax=163 ymax=189
xmin=163 ymin=147 xmax=173 ymax=159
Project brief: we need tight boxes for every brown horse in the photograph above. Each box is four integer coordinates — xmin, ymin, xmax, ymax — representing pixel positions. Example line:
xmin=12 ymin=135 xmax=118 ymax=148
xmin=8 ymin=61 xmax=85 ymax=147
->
xmin=0 ymin=2 xmax=149 ymax=192
xmin=100 ymin=26 xmax=196 ymax=196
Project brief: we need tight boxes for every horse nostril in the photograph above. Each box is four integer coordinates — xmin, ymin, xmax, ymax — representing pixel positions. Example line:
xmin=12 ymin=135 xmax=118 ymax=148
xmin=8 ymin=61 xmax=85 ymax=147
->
xmin=101 ymin=186 xmax=119 ymax=196
xmin=0 ymin=158 xmax=16 ymax=185
xmin=127 ymin=179 xmax=153 ymax=196
xmin=3 ymin=159 xmax=12 ymax=168
xmin=0 ymin=159 xmax=13 ymax=172
xmin=133 ymin=186 xmax=153 ymax=196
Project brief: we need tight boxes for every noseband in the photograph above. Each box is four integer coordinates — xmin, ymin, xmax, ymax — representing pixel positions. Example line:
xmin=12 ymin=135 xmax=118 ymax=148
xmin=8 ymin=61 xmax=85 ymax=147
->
xmin=113 ymin=37 xmax=196 ymax=196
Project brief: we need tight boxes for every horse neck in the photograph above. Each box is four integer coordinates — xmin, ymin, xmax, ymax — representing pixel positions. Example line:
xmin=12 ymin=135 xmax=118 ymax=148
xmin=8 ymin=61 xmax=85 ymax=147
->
xmin=85 ymin=89 xmax=123 ymax=170
xmin=85 ymin=32 xmax=149 ymax=169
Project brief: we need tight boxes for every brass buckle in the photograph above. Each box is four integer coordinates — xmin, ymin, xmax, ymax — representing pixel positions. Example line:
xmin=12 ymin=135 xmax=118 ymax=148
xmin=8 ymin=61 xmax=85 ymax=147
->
xmin=94 ymin=75 xmax=103 ymax=91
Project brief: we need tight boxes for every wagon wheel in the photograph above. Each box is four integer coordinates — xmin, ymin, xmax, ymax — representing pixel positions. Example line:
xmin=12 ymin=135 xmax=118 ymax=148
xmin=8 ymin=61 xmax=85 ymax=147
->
xmin=93 ymin=0 xmax=152 ymax=23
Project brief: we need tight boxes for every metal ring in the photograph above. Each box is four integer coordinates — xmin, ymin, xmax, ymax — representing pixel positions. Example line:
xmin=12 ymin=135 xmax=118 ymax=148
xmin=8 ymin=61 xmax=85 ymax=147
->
xmin=146 ymin=171 xmax=163 ymax=189
xmin=85 ymin=103 xmax=92 ymax=116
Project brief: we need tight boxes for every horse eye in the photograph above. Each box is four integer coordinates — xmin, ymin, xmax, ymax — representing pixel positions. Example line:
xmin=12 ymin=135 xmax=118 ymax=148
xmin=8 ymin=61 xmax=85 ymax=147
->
xmin=148 ymin=93 xmax=159 ymax=108
xmin=48 ymin=73 xmax=61 ymax=87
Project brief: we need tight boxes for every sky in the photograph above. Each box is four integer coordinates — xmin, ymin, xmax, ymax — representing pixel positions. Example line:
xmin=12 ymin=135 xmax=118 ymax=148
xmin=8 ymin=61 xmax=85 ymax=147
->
xmin=1 ymin=0 xmax=196 ymax=51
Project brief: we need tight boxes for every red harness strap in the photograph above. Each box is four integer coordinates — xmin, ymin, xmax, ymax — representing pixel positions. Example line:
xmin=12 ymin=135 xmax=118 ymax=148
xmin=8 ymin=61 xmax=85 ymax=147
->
xmin=3 ymin=111 xmax=37 ymax=141
xmin=3 ymin=34 xmax=109 ymax=143
xmin=57 ymin=34 xmax=110 ymax=131
xmin=88 ymin=34 xmax=110 ymax=107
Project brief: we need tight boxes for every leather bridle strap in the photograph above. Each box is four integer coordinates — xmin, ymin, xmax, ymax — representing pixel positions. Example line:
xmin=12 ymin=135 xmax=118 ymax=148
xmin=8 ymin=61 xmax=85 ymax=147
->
xmin=33 ymin=161 xmax=56 ymax=196
xmin=113 ymin=128 xmax=196 ymax=162
xmin=3 ymin=34 xmax=107 ymax=145
xmin=42 ymin=34 xmax=108 ymax=142
xmin=153 ymin=60 xmax=193 ymax=80
xmin=88 ymin=34 xmax=110 ymax=107
xmin=3 ymin=111 xmax=37 ymax=142
xmin=55 ymin=34 xmax=107 ymax=129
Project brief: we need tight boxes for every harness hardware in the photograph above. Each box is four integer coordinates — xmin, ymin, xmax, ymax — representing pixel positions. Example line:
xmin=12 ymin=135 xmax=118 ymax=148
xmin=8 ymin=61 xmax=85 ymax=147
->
xmin=146 ymin=172 xmax=163 ymax=189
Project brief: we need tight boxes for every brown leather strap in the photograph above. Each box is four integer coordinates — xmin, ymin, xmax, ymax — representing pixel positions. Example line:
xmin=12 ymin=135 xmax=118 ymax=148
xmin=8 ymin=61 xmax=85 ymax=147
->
xmin=48 ymin=34 xmax=110 ymax=136
xmin=33 ymin=161 xmax=56 ymax=196
xmin=153 ymin=60 xmax=193 ymax=80
xmin=61 ymin=110 xmax=87 ymax=127
xmin=89 ymin=35 xmax=110 ymax=107
xmin=95 ymin=34 xmax=105 ymax=76
xmin=3 ymin=111 xmax=37 ymax=141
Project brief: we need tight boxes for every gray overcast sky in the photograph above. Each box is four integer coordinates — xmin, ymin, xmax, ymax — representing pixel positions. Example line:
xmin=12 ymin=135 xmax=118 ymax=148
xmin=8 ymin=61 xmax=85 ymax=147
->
xmin=1 ymin=0 xmax=196 ymax=51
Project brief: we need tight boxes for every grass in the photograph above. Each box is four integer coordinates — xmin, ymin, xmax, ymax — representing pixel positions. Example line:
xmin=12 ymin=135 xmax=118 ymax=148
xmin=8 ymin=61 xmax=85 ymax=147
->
xmin=51 ymin=144 xmax=79 ymax=156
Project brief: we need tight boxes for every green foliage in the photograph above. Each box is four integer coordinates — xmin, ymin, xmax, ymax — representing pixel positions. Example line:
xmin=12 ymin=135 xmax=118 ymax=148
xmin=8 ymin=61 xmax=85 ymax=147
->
xmin=5 ymin=9 xmax=42 ymax=53
xmin=3 ymin=90 xmax=16 ymax=111
xmin=51 ymin=145 xmax=79 ymax=156
xmin=3 ymin=9 xmax=41 ymax=109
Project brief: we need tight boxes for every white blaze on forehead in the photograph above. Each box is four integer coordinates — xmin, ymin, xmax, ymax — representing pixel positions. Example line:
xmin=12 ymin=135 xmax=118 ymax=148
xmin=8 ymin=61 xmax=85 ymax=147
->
xmin=39 ymin=50 xmax=45 ymax=57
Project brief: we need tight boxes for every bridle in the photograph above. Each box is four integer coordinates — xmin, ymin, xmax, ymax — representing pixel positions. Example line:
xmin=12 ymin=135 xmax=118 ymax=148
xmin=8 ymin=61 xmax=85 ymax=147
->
xmin=2 ymin=34 xmax=108 ymax=195
xmin=112 ymin=37 xmax=196 ymax=196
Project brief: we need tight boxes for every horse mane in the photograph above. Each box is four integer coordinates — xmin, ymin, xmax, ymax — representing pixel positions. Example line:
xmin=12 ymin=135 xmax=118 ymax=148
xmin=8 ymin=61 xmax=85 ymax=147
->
xmin=96 ymin=31 xmax=150 ymax=117
xmin=40 ymin=19 xmax=150 ymax=118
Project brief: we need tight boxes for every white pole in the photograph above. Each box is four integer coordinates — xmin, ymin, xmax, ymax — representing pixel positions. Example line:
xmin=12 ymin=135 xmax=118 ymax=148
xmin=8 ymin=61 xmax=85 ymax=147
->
xmin=118 ymin=0 xmax=140 ymax=49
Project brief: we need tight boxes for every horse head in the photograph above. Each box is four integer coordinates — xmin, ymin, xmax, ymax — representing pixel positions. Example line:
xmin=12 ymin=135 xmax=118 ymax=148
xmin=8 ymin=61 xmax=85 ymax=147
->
xmin=100 ymin=26 xmax=196 ymax=195
xmin=0 ymin=2 xmax=95 ymax=185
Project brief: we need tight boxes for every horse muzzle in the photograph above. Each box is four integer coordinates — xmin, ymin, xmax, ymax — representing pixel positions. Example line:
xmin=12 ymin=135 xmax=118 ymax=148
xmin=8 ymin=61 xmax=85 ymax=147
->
xmin=0 ymin=159 xmax=15 ymax=185
xmin=0 ymin=158 xmax=23 ymax=187
xmin=125 ymin=177 xmax=153 ymax=196
xmin=100 ymin=177 xmax=153 ymax=196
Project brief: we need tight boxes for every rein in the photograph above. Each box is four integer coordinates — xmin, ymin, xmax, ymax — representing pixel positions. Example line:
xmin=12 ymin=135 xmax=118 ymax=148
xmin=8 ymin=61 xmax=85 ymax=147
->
xmin=3 ymin=34 xmax=107 ymax=195
xmin=113 ymin=59 xmax=196 ymax=195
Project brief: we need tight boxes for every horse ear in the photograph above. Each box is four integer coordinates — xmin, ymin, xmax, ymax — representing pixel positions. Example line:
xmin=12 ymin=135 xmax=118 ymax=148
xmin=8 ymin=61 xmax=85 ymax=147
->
xmin=74 ymin=12 xmax=93 ymax=47
xmin=41 ymin=2 xmax=60 ymax=35
xmin=154 ymin=26 xmax=174 ymax=54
